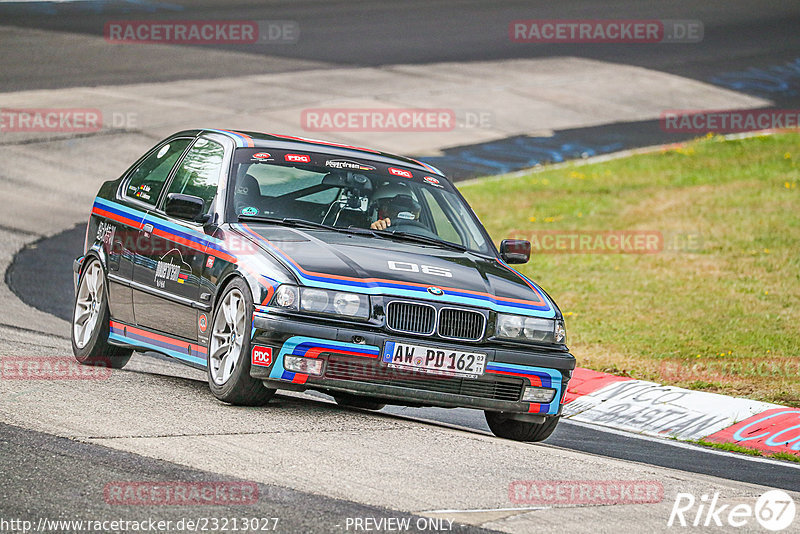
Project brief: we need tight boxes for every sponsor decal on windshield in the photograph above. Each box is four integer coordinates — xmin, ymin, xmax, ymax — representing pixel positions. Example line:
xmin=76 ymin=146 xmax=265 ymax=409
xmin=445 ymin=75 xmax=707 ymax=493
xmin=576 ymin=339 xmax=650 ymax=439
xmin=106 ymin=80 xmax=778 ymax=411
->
xmin=251 ymin=152 xmax=272 ymax=161
xmin=423 ymin=175 xmax=443 ymax=187
xmin=285 ymin=153 xmax=311 ymax=163
xmin=324 ymin=159 xmax=376 ymax=171
xmin=388 ymin=167 xmax=413 ymax=178
xmin=240 ymin=207 xmax=259 ymax=216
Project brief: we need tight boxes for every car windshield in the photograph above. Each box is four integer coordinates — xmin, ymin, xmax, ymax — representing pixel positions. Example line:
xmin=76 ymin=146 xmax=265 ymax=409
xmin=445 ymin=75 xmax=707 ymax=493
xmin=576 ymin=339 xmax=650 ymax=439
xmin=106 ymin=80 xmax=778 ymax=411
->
xmin=228 ymin=148 xmax=492 ymax=254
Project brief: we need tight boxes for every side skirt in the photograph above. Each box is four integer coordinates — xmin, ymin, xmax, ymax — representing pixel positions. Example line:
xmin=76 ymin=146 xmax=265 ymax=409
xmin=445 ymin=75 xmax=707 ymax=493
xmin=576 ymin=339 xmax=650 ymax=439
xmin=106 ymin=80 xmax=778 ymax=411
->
xmin=107 ymin=320 xmax=208 ymax=370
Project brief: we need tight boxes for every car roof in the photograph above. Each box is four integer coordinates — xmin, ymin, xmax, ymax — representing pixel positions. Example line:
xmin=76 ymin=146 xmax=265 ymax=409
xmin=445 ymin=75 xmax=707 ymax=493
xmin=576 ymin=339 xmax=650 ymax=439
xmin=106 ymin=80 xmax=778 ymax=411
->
xmin=184 ymin=128 xmax=447 ymax=178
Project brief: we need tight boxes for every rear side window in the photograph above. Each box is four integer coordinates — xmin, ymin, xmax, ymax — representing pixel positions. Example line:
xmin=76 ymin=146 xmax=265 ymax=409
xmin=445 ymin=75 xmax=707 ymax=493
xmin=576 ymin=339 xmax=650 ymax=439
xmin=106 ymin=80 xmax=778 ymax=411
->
xmin=164 ymin=138 xmax=226 ymax=213
xmin=125 ymin=139 xmax=191 ymax=205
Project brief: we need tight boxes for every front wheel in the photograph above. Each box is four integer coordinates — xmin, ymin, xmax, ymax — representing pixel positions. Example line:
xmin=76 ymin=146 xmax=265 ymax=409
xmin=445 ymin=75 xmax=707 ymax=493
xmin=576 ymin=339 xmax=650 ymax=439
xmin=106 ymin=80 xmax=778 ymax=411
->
xmin=485 ymin=411 xmax=560 ymax=442
xmin=207 ymin=278 xmax=275 ymax=406
xmin=71 ymin=258 xmax=132 ymax=369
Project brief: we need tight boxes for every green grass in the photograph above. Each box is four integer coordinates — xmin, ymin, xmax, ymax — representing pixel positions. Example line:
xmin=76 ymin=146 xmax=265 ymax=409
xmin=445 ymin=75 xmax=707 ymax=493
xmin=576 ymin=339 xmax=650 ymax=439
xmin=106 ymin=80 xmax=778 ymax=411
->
xmin=693 ymin=439 xmax=800 ymax=463
xmin=459 ymin=133 xmax=800 ymax=407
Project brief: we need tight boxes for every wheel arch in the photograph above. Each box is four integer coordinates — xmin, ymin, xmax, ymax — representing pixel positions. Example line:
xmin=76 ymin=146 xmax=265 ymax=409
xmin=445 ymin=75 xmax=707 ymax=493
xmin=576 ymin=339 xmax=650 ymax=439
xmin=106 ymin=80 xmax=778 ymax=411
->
xmin=212 ymin=267 xmax=262 ymax=313
xmin=79 ymin=247 xmax=108 ymax=279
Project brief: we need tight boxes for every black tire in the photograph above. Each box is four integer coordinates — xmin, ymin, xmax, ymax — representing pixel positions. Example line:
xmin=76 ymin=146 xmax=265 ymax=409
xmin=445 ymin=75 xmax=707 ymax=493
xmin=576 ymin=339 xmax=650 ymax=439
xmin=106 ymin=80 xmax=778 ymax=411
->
xmin=71 ymin=258 xmax=132 ymax=369
xmin=485 ymin=411 xmax=560 ymax=442
xmin=207 ymin=277 xmax=275 ymax=406
xmin=333 ymin=393 xmax=386 ymax=411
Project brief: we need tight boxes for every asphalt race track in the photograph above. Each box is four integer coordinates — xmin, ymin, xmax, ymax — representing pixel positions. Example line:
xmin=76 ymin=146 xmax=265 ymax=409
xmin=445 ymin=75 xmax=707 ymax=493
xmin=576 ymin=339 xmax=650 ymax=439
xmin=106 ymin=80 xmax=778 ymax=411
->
xmin=2 ymin=0 xmax=800 ymax=178
xmin=9 ymin=224 xmax=800 ymax=495
xmin=1 ymin=1 xmax=799 ymax=533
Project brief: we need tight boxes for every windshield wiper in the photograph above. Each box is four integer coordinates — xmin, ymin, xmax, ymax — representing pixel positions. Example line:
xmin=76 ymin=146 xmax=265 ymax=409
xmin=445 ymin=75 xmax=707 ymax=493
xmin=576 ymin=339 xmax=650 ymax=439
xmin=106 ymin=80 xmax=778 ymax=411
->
xmin=237 ymin=215 xmax=337 ymax=231
xmin=371 ymin=230 xmax=467 ymax=252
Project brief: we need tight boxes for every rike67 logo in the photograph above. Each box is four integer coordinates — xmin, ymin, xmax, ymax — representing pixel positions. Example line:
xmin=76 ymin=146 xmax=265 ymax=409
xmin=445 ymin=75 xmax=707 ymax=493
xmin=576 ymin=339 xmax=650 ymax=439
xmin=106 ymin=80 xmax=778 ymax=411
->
xmin=668 ymin=489 xmax=796 ymax=531
xmin=251 ymin=346 xmax=273 ymax=367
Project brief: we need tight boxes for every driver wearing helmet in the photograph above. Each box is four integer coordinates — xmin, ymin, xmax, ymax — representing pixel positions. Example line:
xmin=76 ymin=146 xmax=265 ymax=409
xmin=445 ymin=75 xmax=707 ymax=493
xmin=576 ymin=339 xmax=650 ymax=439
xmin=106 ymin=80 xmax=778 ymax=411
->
xmin=369 ymin=182 xmax=422 ymax=230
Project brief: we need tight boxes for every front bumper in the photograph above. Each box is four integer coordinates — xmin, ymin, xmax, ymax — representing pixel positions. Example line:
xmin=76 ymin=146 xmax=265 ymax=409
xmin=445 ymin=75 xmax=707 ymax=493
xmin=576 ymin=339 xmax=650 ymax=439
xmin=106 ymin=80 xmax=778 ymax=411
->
xmin=250 ymin=312 xmax=575 ymax=416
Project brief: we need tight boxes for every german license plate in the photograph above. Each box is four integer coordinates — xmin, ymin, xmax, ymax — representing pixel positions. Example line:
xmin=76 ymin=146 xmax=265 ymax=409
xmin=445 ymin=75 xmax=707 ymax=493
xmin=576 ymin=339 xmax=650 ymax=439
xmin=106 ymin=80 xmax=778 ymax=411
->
xmin=381 ymin=341 xmax=486 ymax=379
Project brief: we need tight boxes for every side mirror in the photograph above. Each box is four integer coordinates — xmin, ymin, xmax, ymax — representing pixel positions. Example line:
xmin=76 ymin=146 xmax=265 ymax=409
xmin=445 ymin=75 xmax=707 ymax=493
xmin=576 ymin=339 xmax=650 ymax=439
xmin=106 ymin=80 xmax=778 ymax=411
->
xmin=164 ymin=193 xmax=208 ymax=222
xmin=500 ymin=239 xmax=531 ymax=264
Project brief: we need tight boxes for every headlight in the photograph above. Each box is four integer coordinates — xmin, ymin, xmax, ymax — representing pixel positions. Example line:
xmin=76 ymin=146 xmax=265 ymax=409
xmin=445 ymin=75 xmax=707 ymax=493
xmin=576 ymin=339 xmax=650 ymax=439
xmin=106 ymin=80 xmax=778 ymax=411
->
xmin=523 ymin=317 xmax=551 ymax=341
xmin=497 ymin=314 xmax=523 ymax=338
xmin=333 ymin=292 xmax=363 ymax=316
xmin=300 ymin=288 xmax=329 ymax=312
xmin=555 ymin=320 xmax=566 ymax=344
xmin=274 ymin=285 xmax=299 ymax=310
xmin=496 ymin=314 xmax=566 ymax=344
xmin=272 ymin=285 xmax=369 ymax=319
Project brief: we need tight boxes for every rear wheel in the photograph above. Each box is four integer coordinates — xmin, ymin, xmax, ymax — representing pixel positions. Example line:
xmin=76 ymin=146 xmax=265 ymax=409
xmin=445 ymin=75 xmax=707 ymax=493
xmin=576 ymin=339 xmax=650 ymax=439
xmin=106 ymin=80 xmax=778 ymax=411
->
xmin=333 ymin=393 xmax=386 ymax=411
xmin=485 ymin=411 xmax=560 ymax=442
xmin=71 ymin=258 xmax=132 ymax=369
xmin=207 ymin=278 xmax=275 ymax=406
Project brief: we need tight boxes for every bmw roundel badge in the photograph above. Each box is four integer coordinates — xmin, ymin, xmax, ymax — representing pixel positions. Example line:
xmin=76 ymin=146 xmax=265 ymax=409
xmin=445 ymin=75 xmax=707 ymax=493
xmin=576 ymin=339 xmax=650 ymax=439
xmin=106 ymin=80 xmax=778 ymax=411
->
xmin=427 ymin=286 xmax=444 ymax=296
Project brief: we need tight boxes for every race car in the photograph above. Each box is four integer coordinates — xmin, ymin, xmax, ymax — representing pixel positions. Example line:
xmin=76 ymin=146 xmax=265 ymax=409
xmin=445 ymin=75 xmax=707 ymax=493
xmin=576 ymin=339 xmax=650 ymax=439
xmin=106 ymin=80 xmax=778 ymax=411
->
xmin=72 ymin=129 xmax=575 ymax=442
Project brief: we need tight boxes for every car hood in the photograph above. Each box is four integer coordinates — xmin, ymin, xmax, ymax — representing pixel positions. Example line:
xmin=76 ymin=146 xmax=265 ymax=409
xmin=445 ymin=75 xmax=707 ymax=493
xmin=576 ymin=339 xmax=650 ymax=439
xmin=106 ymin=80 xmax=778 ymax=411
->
xmin=237 ymin=224 xmax=557 ymax=318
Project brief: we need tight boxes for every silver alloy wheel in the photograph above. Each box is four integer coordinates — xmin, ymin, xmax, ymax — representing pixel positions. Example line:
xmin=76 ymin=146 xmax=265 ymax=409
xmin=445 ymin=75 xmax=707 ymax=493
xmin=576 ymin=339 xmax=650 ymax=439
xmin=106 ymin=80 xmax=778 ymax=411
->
xmin=209 ymin=288 xmax=247 ymax=385
xmin=73 ymin=261 xmax=104 ymax=349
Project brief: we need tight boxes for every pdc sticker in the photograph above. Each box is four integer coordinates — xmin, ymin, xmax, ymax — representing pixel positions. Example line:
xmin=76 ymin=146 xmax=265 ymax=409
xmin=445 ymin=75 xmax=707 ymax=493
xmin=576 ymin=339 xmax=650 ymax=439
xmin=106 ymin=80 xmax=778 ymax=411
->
xmin=285 ymin=154 xmax=311 ymax=163
xmin=252 ymin=346 xmax=273 ymax=367
xmin=388 ymin=167 xmax=413 ymax=178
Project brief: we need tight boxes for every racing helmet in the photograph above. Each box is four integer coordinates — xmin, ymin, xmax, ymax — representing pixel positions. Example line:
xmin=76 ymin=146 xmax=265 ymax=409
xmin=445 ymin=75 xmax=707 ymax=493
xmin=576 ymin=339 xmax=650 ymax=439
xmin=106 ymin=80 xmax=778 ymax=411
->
xmin=372 ymin=182 xmax=421 ymax=221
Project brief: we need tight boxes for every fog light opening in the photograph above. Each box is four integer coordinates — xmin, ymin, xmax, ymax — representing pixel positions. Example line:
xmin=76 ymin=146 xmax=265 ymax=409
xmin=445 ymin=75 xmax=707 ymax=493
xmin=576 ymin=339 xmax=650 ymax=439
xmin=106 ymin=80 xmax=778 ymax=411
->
xmin=284 ymin=356 xmax=324 ymax=376
xmin=521 ymin=386 xmax=557 ymax=403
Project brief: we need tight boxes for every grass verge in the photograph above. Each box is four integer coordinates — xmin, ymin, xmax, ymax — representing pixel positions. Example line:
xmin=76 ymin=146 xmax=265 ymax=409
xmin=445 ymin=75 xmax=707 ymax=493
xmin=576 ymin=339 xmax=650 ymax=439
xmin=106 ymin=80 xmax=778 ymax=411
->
xmin=460 ymin=132 xmax=800 ymax=407
xmin=694 ymin=439 xmax=800 ymax=463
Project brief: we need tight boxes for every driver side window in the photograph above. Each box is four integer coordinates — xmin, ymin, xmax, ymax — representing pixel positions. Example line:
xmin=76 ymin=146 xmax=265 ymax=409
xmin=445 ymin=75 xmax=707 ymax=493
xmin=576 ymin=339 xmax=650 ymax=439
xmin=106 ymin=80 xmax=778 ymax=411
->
xmin=164 ymin=138 xmax=226 ymax=214
xmin=421 ymin=189 xmax=463 ymax=244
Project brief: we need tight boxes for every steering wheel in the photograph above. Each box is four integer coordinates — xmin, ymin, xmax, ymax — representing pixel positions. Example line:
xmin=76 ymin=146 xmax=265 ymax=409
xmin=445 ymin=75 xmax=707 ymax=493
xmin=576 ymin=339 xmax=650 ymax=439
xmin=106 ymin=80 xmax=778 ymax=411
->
xmin=386 ymin=219 xmax=439 ymax=239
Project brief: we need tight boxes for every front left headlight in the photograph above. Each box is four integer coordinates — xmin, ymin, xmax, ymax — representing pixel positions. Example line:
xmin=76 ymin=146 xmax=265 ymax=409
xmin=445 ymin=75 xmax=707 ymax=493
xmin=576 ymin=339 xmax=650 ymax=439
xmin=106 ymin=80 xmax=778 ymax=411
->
xmin=273 ymin=285 xmax=370 ymax=319
xmin=496 ymin=314 xmax=566 ymax=345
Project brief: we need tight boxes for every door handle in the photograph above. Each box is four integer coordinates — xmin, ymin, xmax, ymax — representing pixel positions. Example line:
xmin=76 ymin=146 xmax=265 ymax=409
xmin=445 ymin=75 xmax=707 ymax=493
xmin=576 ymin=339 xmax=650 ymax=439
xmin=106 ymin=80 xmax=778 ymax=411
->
xmin=142 ymin=223 xmax=154 ymax=237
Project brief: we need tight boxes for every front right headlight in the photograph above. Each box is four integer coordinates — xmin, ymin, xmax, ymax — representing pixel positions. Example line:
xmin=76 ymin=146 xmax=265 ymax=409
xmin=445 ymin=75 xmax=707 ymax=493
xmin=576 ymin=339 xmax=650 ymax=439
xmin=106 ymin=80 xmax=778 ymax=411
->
xmin=496 ymin=314 xmax=566 ymax=344
xmin=272 ymin=285 xmax=370 ymax=319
